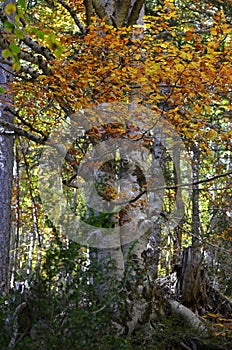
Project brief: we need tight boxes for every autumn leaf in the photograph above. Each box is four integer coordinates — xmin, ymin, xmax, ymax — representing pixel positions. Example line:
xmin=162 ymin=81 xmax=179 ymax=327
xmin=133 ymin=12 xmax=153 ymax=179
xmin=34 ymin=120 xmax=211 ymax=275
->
xmin=5 ymin=2 xmax=16 ymax=16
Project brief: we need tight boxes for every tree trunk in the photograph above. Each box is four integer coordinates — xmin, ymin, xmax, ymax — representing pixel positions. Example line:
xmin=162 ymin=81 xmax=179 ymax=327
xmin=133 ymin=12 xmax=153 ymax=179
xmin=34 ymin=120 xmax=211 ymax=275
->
xmin=177 ymin=144 xmax=203 ymax=308
xmin=0 ymin=69 xmax=14 ymax=295
xmin=87 ymin=0 xmax=146 ymax=277
xmin=177 ymin=246 xmax=203 ymax=307
xmin=0 ymin=1 xmax=15 ymax=295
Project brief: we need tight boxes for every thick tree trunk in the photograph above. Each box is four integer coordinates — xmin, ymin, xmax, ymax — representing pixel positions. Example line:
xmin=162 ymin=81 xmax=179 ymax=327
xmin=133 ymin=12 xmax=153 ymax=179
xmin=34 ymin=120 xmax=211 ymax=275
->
xmin=88 ymin=0 xmax=146 ymax=278
xmin=0 ymin=70 xmax=14 ymax=295
xmin=0 ymin=1 xmax=15 ymax=295
xmin=82 ymin=2 xmax=218 ymax=339
xmin=96 ymin=0 xmax=144 ymax=26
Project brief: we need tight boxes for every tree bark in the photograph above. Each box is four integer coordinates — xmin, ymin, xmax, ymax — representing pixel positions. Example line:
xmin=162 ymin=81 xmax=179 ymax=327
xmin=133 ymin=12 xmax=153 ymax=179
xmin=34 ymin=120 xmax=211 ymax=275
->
xmin=177 ymin=144 xmax=203 ymax=308
xmin=0 ymin=0 xmax=15 ymax=295
xmin=0 ymin=103 xmax=14 ymax=295
xmin=97 ymin=0 xmax=145 ymax=27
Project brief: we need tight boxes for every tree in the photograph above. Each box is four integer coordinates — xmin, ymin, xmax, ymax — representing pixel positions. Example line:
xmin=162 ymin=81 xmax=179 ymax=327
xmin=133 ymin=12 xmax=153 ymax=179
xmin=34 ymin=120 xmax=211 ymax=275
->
xmin=0 ymin=0 xmax=15 ymax=295
xmin=0 ymin=0 xmax=232 ymax=348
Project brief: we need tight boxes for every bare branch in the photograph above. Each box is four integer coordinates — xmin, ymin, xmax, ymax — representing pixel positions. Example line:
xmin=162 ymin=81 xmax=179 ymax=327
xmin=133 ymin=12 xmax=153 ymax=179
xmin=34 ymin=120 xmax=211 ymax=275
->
xmin=6 ymin=108 xmax=48 ymax=138
xmin=167 ymin=170 xmax=232 ymax=189
xmin=0 ymin=118 xmax=47 ymax=144
xmin=167 ymin=299 xmax=207 ymax=331
xmin=18 ymin=65 xmax=40 ymax=79
xmin=0 ymin=58 xmax=40 ymax=79
xmin=128 ymin=170 xmax=232 ymax=204
xmin=18 ymin=51 xmax=51 ymax=75
xmin=58 ymin=0 xmax=86 ymax=34
xmin=0 ymin=118 xmax=79 ymax=172
xmin=21 ymin=36 xmax=55 ymax=61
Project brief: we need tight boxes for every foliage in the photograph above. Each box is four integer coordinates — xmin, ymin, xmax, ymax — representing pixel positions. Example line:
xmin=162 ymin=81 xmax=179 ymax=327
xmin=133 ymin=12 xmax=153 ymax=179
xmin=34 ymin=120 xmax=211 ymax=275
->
xmin=0 ymin=239 xmax=132 ymax=349
xmin=1 ymin=238 xmax=231 ymax=350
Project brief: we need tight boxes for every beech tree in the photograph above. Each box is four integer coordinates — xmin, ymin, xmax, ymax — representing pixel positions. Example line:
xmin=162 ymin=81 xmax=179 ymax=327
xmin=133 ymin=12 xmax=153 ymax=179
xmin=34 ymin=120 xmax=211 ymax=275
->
xmin=0 ymin=0 xmax=231 ymax=348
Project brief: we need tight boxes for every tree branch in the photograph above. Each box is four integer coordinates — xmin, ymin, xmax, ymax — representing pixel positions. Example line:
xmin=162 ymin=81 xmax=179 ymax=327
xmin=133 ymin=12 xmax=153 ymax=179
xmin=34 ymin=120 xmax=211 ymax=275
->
xmin=18 ymin=51 xmax=51 ymax=75
xmin=21 ymin=36 xmax=55 ymax=61
xmin=7 ymin=302 xmax=27 ymax=350
xmin=167 ymin=170 xmax=232 ymax=189
xmin=83 ymin=0 xmax=95 ymax=26
xmin=0 ymin=118 xmax=79 ymax=171
xmin=115 ymin=0 xmax=131 ymax=27
xmin=0 ymin=34 xmax=52 ymax=75
xmin=127 ymin=0 xmax=145 ymax=26
xmin=1 ymin=116 xmax=230 ymax=197
xmin=0 ymin=7 xmax=54 ymax=60
xmin=0 ymin=118 xmax=47 ymax=143
xmin=128 ymin=170 xmax=232 ymax=204
xmin=0 ymin=58 xmax=39 ymax=79
xmin=6 ymin=108 xmax=48 ymax=138
xmin=58 ymin=0 xmax=86 ymax=34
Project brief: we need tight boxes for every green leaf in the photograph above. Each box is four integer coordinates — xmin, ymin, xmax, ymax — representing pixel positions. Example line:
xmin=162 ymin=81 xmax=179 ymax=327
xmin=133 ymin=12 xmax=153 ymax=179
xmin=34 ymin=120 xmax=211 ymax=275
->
xmin=29 ymin=27 xmax=45 ymax=39
xmin=2 ymin=49 xmax=11 ymax=58
xmin=14 ymin=29 xmax=25 ymax=40
xmin=17 ymin=0 xmax=26 ymax=10
xmin=4 ymin=21 xmax=14 ymax=32
xmin=9 ymin=43 xmax=21 ymax=54
xmin=0 ymin=87 xmax=5 ymax=93
xmin=37 ymin=30 xmax=45 ymax=40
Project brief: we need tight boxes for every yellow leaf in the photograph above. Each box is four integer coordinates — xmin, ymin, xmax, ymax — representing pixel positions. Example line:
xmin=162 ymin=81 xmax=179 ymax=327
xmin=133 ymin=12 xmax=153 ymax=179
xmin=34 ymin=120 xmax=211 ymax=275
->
xmin=5 ymin=3 xmax=16 ymax=16
xmin=221 ymin=24 xmax=232 ymax=34
xmin=12 ymin=61 xmax=21 ymax=72
xmin=203 ymin=313 xmax=220 ymax=318
xmin=210 ymin=27 xmax=217 ymax=36
xmin=206 ymin=130 xmax=217 ymax=139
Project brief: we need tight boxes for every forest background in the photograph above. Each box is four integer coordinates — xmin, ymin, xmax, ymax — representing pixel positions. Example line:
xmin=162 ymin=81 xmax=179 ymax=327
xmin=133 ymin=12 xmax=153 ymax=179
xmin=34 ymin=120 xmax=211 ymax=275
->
xmin=0 ymin=0 xmax=231 ymax=349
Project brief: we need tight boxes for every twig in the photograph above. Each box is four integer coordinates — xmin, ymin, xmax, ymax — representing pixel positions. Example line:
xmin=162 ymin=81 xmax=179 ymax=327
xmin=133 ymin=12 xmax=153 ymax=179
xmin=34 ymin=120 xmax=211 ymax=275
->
xmin=6 ymin=108 xmax=48 ymax=138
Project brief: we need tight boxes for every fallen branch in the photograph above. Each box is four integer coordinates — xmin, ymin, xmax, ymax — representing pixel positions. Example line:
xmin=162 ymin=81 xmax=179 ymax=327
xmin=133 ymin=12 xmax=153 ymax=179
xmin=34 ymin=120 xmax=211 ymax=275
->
xmin=167 ymin=299 xmax=207 ymax=331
